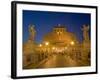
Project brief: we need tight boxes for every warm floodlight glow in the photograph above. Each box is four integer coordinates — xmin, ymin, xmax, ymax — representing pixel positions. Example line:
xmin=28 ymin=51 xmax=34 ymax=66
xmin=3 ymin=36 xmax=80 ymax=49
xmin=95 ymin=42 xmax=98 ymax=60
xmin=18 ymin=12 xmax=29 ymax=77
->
xmin=65 ymin=47 xmax=68 ymax=49
xmin=39 ymin=44 xmax=42 ymax=47
xmin=45 ymin=42 xmax=49 ymax=46
xmin=70 ymin=41 xmax=74 ymax=45
xmin=52 ymin=47 xmax=55 ymax=50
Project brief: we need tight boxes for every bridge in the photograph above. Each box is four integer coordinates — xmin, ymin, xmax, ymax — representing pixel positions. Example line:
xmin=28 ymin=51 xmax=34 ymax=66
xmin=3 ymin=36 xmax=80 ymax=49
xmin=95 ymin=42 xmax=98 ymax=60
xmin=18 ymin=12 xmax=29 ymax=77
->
xmin=24 ymin=53 xmax=84 ymax=69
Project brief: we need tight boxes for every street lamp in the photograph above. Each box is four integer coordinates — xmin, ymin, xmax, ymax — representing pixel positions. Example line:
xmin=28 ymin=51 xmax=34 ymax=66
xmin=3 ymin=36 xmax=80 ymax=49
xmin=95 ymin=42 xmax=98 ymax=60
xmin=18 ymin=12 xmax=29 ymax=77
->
xmin=39 ymin=44 xmax=42 ymax=47
xmin=45 ymin=42 xmax=49 ymax=46
xmin=70 ymin=41 xmax=74 ymax=45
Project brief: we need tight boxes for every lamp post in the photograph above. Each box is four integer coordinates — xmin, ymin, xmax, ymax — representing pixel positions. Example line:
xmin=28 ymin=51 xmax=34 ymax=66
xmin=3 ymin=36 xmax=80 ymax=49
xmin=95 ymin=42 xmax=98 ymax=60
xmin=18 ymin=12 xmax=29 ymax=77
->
xmin=44 ymin=42 xmax=50 ymax=57
xmin=70 ymin=41 xmax=75 ymax=45
xmin=45 ymin=42 xmax=49 ymax=46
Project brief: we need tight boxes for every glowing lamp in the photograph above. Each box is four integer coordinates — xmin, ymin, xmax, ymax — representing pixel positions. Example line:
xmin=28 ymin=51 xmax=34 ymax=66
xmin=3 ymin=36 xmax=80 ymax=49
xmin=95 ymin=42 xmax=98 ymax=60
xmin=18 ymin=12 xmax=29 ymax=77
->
xmin=39 ymin=44 xmax=42 ymax=47
xmin=70 ymin=41 xmax=74 ymax=45
xmin=45 ymin=42 xmax=49 ymax=46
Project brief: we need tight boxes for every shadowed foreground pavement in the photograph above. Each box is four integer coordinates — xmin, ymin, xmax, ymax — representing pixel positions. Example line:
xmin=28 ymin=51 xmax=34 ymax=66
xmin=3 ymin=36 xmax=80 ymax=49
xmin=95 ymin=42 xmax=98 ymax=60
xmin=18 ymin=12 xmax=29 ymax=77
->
xmin=36 ymin=54 xmax=79 ymax=68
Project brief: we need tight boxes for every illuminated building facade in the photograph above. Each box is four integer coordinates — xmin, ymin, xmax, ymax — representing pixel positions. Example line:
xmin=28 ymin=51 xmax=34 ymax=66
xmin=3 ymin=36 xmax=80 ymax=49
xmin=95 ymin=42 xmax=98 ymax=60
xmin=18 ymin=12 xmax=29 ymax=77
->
xmin=23 ymin=24 xmax=90 ymax=69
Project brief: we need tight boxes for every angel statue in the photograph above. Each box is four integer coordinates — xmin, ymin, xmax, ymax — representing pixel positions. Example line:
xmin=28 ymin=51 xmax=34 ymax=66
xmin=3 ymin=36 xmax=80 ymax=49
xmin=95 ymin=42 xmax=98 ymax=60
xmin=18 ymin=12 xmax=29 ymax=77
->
xmin=81 ymin=25 xmax=90 ymax=42
xmin=28 ymin=24 xmax=36 ymax=41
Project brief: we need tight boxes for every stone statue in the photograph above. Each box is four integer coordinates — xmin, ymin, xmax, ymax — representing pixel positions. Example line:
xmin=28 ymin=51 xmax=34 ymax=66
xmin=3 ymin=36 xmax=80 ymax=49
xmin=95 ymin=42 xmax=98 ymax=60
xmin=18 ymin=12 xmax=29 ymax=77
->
xmin=82 ymin=25 xmax=90 ymax=42
xmin=29 ymin=24 xmax=36 ymax=41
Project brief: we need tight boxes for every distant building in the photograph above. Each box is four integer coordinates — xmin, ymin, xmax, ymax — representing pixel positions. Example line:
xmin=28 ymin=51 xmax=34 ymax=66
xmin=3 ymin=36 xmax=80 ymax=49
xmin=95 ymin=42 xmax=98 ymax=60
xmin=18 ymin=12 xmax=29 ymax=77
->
xmin=43 ymin=24 xmax=79 ymax=46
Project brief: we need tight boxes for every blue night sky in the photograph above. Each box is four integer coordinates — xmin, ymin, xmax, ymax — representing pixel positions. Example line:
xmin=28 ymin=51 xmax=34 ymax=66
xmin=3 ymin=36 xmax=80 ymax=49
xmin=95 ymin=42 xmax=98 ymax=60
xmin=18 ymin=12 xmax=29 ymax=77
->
xmin=23 ymin=10 xmax=91 ymax=43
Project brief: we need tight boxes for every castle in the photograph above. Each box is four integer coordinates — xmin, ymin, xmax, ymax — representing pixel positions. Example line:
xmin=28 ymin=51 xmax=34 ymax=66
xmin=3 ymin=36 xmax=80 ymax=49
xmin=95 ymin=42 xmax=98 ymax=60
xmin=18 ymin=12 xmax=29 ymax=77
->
xmin=23 ymin=24 xmax=90 ymax=69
